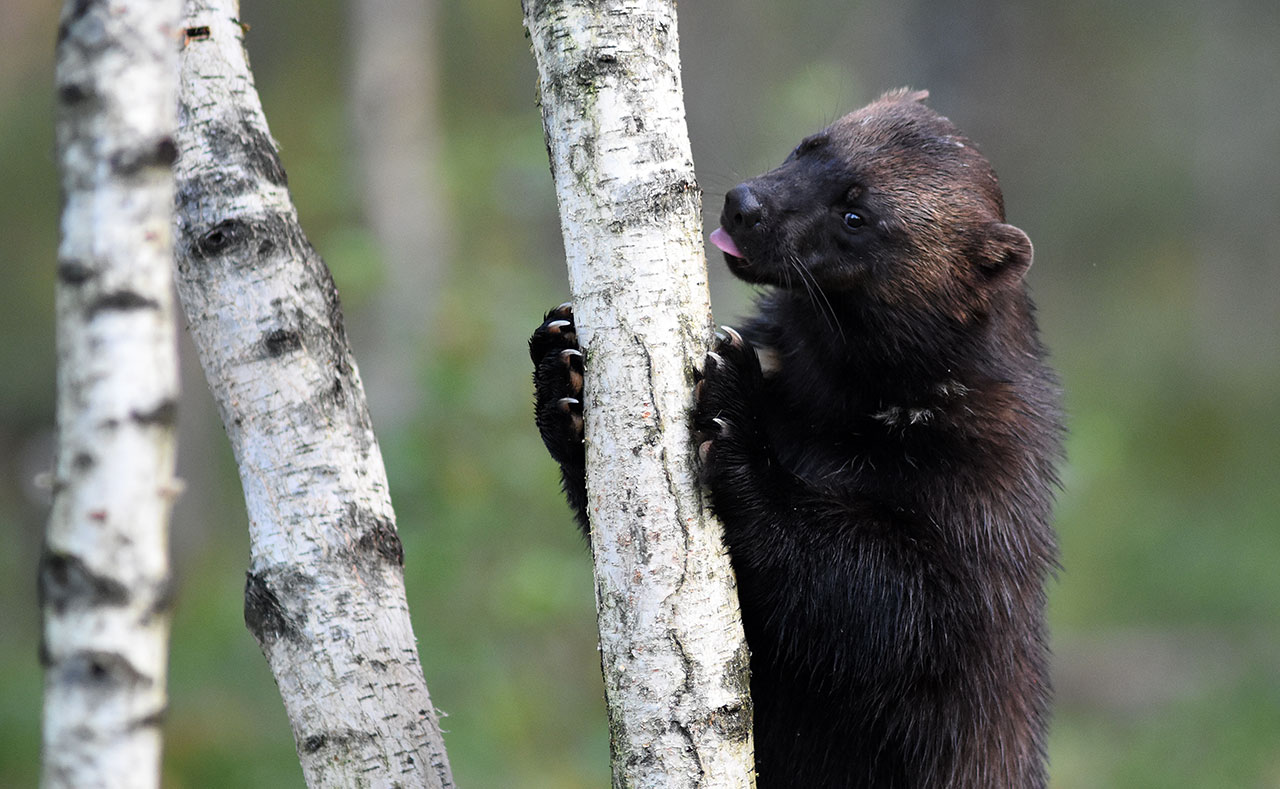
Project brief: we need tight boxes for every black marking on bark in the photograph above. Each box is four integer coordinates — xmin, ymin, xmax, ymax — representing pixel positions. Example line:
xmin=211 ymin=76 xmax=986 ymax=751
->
xmin=521 ymin=0 xmax=553 ymax=24
xmin=155 ymin=137 xmax=179 ymax=166
xmin=201 ymin=121 xmax=243 ymax=168
xmin=61 ymin=649 xmax=151 ymax=689
xmin=39 ymin=551 xmax=129 ymax=614
xmin=175 ymin=171 xmax=254 ymax=212
xmin=635 ymin=340 xmax=663 ymax=450
xmin=145 ymin=574 xmax=177 ymax=622
xmin=128 ymin=706 xmax=168 ymax=731
xmin=301 ymin=728 xmax=377 ymax=754
xmin=573 ymin=48 xmax=626 ymax=87
xmin=196 ymin=120 xmax=287 ymax=188
xmin=193 ymin=218 xmax=250 ymax=258
xmin=87 ymin=290 xmax=160 ymax=317
xmin=669 ymin=718 xmax=702 ymax=778
xmin=110 ymin=137 xmax=179 ymax=176
xmin=263 ymin=328 xmax=302 ymax=357
xmin=652 ymin=175 xmax=700 ymax=217
xmin=241 ymin=121 xmax=289 ymax=187
xmin=302 ymin=734 xmax=325 ymax=753
xmin=714 ymin=642 xmax=754 ymax=745
xmin=305 ymin=372 xmax=374 ymax=459
xmin=276 ymin=305 xmax=320 ymax=363
xmin=317 ymin=262 xmax=355 ymax=378
xmin=58 ymin=83 xmax=91 ymax=105
xmin=57 ymin=259 xmax=95 ymax=285
xmin=243 ymin=569 xmax=309 ymax=647
xmin=712 ymin=700 xmax=753 ymax=745
xmin=131 ymin=398 xmax=177 ymax=427
xmin=57 ymin=0 xmax=96 ymax=44
xmin=273 ymin=276 xmax=369 ymax=450
xmin=184 ymin=26 xmax=211 ymax=42
xmin=354 ymin=512 xmax=405 ymax=568
xmin=184 ymin=211 xmax=307 ymax=269
xmin=72 ymin=451 xmax=96 ymax=471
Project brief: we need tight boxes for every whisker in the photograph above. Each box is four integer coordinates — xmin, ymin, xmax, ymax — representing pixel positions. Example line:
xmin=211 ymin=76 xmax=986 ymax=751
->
xmin=786 ymin=255 xmax=831 ymax=334
xmin=789 ymin=254 xmax=846 ymax=343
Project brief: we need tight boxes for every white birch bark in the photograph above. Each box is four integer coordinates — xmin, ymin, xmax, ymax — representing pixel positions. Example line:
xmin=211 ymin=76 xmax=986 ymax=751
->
xmin=522 ymin=2 xmax=756 ymax=787
xmin=43 ymin=1 xmax=181 ymax=787
xmin=171 ymin=5 xmax=453 ymax=787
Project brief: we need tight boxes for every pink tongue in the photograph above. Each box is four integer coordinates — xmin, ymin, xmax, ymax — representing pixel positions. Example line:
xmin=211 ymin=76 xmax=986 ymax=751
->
xmin=710 ymin=227 xmax=744 ymax=259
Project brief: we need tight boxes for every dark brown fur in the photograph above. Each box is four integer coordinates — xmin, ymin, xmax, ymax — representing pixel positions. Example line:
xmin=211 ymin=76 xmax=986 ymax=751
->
xmin=531 ymin=89 xmax=1062 ymax=787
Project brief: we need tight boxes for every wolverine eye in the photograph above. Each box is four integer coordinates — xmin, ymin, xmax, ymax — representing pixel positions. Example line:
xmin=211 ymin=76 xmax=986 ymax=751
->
xmin=842 ymin=211 xmax=866 ymax=231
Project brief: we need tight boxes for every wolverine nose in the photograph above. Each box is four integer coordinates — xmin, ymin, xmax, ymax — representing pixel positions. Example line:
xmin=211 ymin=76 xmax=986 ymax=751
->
xmin=722 ymin=185 xmax=763 ymax=231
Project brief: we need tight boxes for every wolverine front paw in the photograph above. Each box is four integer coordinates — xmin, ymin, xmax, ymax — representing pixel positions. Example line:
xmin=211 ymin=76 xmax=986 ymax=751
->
xmin=531 ymin=303 xmax=585 ymax=468
xmin=694 ymin=326 xmax=765 ymax=474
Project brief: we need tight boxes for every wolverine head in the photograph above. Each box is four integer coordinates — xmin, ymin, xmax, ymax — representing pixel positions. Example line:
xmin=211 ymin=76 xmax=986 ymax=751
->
xmin=711 ymin=89 xmax=1032 ymax=318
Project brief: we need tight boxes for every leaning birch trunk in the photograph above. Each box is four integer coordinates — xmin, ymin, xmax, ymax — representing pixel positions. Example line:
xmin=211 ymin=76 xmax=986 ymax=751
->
xmin=171 ymin=5 xmax=453 ymax=787
xmin=522 ymin=2 xmax=755 ymax=787
xmin=42 ymin=1 xmax=181 ymax=787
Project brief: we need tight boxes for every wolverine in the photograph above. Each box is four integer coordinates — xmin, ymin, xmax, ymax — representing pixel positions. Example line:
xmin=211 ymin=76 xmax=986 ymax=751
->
xmin=530 ymin=89 xmax=1063 ymax=788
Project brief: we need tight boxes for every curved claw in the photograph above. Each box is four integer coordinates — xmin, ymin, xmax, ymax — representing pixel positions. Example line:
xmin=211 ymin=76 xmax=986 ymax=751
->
xmin=560 ymin=350 xmax=584 ymax=393
xmin=557 ymin=397 xmax=585 ymax=436
xmin=719 ymin=325 xmax=744 ymax=347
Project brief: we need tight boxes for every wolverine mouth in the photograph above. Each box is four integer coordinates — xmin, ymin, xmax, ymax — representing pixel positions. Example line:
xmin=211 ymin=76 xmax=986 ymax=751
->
xmin=710 ymin=227 xmax=750 ymax=270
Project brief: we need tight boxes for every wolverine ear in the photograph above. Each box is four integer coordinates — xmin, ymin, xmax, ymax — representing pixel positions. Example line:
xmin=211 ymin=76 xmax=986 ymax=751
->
xmin=884 ymin=87 xmax=930 ymax=104
xmin=977 ymin=223 xmax=1033 ymax=288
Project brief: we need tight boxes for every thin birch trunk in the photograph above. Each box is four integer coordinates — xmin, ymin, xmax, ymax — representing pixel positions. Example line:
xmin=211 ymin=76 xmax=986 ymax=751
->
xmin=43 ymin=1 xmax=181 ymax=787
xmin=171 ymin=5 xmax=453 ymax=787
xmin=349 ymin=0 xmax=451 ymax=432
xmin=522 ymin=2 xmax=756 ymax=787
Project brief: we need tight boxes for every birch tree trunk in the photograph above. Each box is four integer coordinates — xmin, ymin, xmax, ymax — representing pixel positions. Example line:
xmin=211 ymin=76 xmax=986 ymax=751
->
xmin=349 ymin=0 xmax=451 ymax=432
xmin=42 ymin=1 xmax=181 ymax=787
xmin=171 ymin=5 xmax=453 ymax=787
xmin=522 ymin=2 xmax=755 ymax=787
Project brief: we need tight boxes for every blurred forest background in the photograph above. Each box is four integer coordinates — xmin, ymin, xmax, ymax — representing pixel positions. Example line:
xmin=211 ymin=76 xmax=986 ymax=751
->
xmin=3 ymin=0 xmax=1279 ymax=786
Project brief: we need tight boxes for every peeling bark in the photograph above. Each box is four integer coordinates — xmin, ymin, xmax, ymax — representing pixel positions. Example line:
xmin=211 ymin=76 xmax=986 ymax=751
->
xmin=171 ymin=4 xmax=453 ymax=787
xmin=43 ymin=0 xmax=181 ymax=786
xmin=522 ymin=2 xmax=755 ymax=787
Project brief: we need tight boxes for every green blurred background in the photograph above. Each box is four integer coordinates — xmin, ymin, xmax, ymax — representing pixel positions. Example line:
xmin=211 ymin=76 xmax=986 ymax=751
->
xmin=3 ymin=0 xmax=1279 ymax=786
